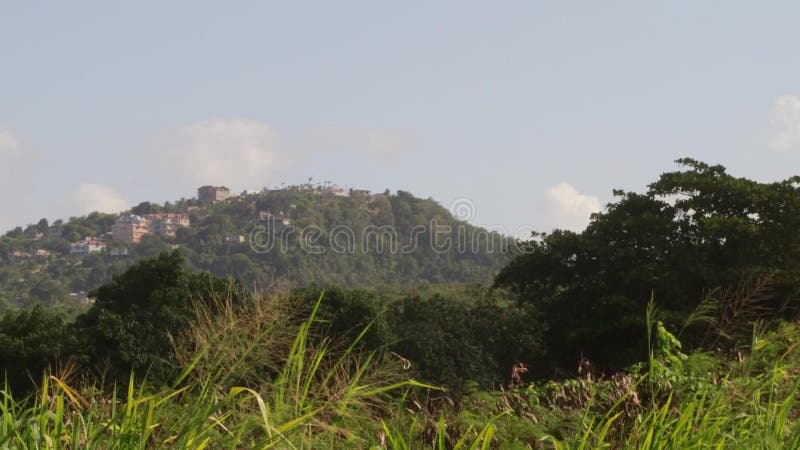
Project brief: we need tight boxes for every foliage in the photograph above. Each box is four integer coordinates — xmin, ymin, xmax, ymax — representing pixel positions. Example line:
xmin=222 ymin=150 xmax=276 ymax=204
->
xmin=72 ymin=250 xmax=249 ymax=385
xmin=0 ymin=187 xmax=511 ymax=310
xmin=293 ymin=285 xmax=543 ymax=392
xmin=3 ymin=160 xmax=800 ymax=447
xmin=0 ymin=255 xmax=536 ymax=397
xmin=495 ymin=158 xmax=800 ymax=374
xmin=540 ymin=321 xmax=800 ymax=449
xmin=0 ymin=306 xmax=75 ymax=394
xmin=388 ymin=290 xmax=542 ymax=392
xmin=0 ymin=290 xmax=488 ymax=449
xmin=294 ymin=285 xmax=394 ymax=353
xmin=3 ymin=268 xmax=800 ymax=448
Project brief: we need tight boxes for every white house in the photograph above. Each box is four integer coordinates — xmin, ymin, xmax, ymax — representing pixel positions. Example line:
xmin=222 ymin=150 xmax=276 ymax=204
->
xmin=70 ymin=237 xmax=108 ymax=255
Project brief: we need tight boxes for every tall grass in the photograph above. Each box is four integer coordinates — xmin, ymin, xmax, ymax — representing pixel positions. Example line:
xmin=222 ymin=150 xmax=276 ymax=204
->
xmin=0 ymin=291 xmax=495 ymax=449
xmin=6 ymin=285 xmax=800 ymax=448
xmin=541 ymin=300 xmax=800 ymax=449
xmin=544 ymin=363 xmax=800 ymax=449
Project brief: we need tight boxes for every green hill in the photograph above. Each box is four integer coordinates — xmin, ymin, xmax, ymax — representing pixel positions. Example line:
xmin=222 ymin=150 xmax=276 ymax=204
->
xmin=0 ymin=186 xmax=512 ymax=310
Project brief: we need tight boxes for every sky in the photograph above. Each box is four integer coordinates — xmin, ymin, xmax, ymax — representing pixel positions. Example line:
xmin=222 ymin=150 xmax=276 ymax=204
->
xmin=2 ymin=1 xmax=800 ymax=236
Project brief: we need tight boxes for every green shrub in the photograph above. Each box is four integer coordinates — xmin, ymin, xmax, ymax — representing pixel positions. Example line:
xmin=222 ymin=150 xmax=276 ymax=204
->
xmin=73 ymin=250 xmax=250 ymax=385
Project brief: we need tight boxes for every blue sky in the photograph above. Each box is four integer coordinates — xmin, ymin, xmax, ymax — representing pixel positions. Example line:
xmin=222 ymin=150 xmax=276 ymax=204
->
xmin=1 ymin=1 xmax=800 ymax=235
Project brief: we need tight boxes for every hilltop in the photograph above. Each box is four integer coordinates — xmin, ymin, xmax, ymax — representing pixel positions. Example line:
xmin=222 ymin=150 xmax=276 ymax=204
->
xmin=0 ymin=184 xmax=513 ymax=309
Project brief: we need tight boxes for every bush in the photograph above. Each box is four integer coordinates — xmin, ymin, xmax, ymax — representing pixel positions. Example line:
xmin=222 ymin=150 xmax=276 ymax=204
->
xmin=0 ymin=305 xmax=73 ymax=394
xmin=389 ymin=289 xmax=543 ymax=392
xmin=73 ymin=250 xmax=249 ymax=385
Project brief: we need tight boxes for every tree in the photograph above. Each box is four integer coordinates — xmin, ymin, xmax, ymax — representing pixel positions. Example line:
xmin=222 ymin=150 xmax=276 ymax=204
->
xmin=28 ymin=277 xmax=68 ymax=305
xmin=74 ymin=250 xmax=249 ymax=384
xmin=36 ymin=218 xmax=49 ymax=232
xmin=0 ymin=306 xmax=73 ymax=394
xmin=496 ymin=159 xmax=800 ymax=375
xmin=388 ymin=289 xmax=542 ymax=391
xmin=132 ymin=201 xmax=159 ymax=216
xmin=295 ymin=286 xmax=392 ymax=352
xmin=0 ymin=291 xmax=12 ymax=312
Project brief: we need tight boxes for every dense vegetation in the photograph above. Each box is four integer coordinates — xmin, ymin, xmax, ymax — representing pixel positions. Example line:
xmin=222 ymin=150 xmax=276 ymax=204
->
xmin=0 ymin=186 xmax=510 ymax=311
xmin=497 ymin=158 xmax=800 ymax=375
xmin=2 ymin=159 xmax=800 ymax=448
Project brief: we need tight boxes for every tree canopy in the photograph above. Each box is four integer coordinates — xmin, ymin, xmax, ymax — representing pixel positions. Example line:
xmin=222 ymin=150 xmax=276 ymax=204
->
xmin=74 ymin=250 xmax=249 ymax=383
xmin=495 ymin=159 xmax=800 ymax=375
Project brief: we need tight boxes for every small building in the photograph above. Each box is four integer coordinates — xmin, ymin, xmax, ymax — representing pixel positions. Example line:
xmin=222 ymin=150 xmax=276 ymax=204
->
xmin=112 ymin=215 xmax=150 ymax=244
xmin=70 ymin=237 xmax=108 ymax=255
xmin=327 ymin=187 xmax=349 ymax=197
xmin=110 ymin=247 xmax=129 ymax=256
xmin=350 ymin=189 xmax=372 ymax=197
xmin=225 ymin=235 xmax=247 ymax=244
xmin=143 ymin=213 xmax=190 ymax=237
xmin=258 ymin=210 xmax=291 ymax=227
xmin=198 ymin=185 xmax=231 ymax=204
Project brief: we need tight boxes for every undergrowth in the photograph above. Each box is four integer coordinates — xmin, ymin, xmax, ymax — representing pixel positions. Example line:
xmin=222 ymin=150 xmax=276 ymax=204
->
xmin=4 ymin=286 xmax=800 ymax=449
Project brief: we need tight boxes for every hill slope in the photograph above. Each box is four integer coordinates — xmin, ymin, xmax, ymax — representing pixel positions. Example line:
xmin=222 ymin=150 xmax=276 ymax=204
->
xmin=0 ymin=187 xmax=512 ymax=309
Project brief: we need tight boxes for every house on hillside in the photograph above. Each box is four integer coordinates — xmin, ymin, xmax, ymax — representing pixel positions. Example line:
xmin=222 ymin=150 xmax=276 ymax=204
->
xmin=110 ymin=247 xmax=129 ymax=256
xmin=70 ymin=237 xmax=108 ymax=255
xmin=112 ymin=215 xmax=149 ymax=244
xmin=225 ymin=235 xmax=247 ymax=244
xmin=258 ymin=210 xmax=292 ymax=228
xmin=326 ymin=187 xmax=349 ymax=197
xmin=143 ymin=213 xmax=190 ymax=237
xmin=198 ymin=185 xmax=231 ymax=204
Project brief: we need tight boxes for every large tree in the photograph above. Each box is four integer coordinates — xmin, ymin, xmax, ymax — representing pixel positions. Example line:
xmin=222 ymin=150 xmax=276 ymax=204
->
xmin=74 ymin=250 xmax=249 ymax=384
xmin=496 ymin=159 xmax=800 ymax=375
xmin=0 ymin=306 xmax=73 ymax=393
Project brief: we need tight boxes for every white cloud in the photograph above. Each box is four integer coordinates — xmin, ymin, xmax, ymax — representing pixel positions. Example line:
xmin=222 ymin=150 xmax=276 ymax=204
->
xmin=769 ymin=94 xmax=800 ymax=151
xmin=151 ymin=119 xmax=287 ymax=190
xmin=0 ymin=128 xmax=24 ymax=173
xmin=544 ymin=182 xmax=602 ymax=232
xmin=145 ymin=120 xmax=421 ymax=195
xmin=299 ymin=126 xmax=419 ymax=160
xmin=71 ymin=183 xmax=129 ymax=215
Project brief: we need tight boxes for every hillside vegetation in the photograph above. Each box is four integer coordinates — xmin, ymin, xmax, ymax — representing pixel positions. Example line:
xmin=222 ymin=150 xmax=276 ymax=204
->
xmin=2 ymin=159 xmax=800 ymax=448
xmin=3 ymin=272 xmax=800 ymax=448
xmin=0 ymin=187 xmax=510 ymax=311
